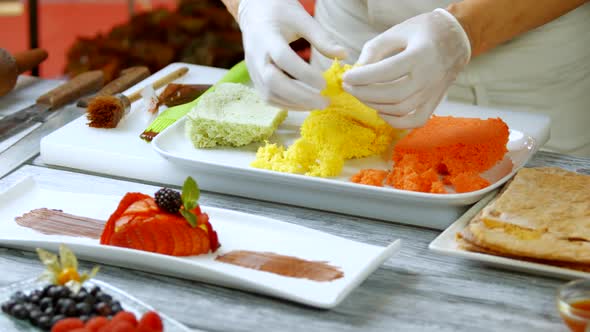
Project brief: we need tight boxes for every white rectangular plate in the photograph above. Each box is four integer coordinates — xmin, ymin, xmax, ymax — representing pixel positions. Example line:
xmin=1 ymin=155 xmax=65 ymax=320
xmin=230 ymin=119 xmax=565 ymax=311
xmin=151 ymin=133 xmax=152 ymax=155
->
xmin=0 ymin=176 xmax=400 ymax=309
xmin=40 ymin=63 xmax=551 ymax=229
xmin=429 ymin=190 xmax=589 ymax=279
xmin=154 ymin=109 xmax=541 ymax=229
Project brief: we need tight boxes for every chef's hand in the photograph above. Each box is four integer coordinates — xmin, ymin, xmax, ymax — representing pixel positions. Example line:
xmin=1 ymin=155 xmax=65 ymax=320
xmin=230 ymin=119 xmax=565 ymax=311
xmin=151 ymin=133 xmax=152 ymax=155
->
xmin=238 ymin=0 xmax=347 ymax=111
xmin=342 ymin=9 xmax=471 ymax=128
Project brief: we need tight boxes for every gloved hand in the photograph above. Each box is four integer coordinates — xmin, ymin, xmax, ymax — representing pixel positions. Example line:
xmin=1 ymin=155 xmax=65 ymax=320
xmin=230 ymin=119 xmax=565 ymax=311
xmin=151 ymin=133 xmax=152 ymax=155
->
xmin=342 ymin=8 xmax=471 ymax=128
xmin=238 ymin=0 xmax=347 ymax=111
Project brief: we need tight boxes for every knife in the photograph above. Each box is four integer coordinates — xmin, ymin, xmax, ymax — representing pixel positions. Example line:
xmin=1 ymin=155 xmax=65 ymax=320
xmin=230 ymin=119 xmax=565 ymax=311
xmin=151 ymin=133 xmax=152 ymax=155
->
xmin=0 ymin=70 xmax=104 ymax=143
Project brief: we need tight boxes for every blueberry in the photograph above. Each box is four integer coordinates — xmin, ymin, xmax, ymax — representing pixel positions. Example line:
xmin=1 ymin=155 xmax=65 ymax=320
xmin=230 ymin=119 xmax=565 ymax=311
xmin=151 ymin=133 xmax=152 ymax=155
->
xmin=95 ymin=291 xmax=112 ymax=303
xmin=46 ymin=286 xmax=61 ymax=299
xmin=30 ymin=294 xmax=42 ymax=305
xmin=31 ymin=289 xmax=44 ymax=298
xmin=57 ymin=286 xmax=71 ymax=298
xmin=39 ymin=297 xmax=53 ymax=311
xmin=29 ymin=309 xmax=43 ymax=326
xmin=11 ymin=303 xmax=28 ymax=320
xmin=1 ymin=300 xmax=16 ymax=314
xmin=42 ymin=285 xmax=54 ymax=297
xmin=75 ymin=302 xmax=92 ymax=315
xmin=10 ymin=291 xmax=27 ymax=303
xmin=43 ymin=306 xmax=55 ymax=316
xmin=111 ymin=301 xmax=123 ymax=313
xmin=89 ymin=286 xmax=101 ymax=296
xmin=57 ymin=299 xmax=75 ymax=315
xmin=83 ymin=295 xmax=97 ymax=306
xmin=95 ymin=302 xmax=112 ymax=316
xmin=23 ymin=302 xmax=37 ymax=312
xmin=37 ymin=315 xmax=52 ymax=330
xmin=72 ymin=290 xmax=89 ymax=303
xmin=63 ymin=304 xmax=77 ymax=317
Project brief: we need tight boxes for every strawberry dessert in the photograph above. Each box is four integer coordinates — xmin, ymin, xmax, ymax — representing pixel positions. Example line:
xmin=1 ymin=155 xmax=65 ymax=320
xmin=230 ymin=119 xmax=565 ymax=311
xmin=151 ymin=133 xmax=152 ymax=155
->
xmin=100 ymin=177 xmax=220 ymax=256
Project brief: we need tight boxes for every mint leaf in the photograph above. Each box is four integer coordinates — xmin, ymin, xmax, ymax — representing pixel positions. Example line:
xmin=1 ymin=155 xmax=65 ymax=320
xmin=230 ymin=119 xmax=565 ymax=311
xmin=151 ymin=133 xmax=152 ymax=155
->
xmin=180 ymin=209 xmax=197 ymax=228
xmin=182 ymin=176 xmax=200 ymax=211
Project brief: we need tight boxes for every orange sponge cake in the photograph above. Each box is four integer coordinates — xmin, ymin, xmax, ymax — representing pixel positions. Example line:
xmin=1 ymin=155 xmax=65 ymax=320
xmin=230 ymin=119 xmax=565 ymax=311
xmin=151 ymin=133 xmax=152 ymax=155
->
xmin=389 ymin=116 xmax=509 ymax=193
xmin=351 ymin=116 xmax=510 ymax=193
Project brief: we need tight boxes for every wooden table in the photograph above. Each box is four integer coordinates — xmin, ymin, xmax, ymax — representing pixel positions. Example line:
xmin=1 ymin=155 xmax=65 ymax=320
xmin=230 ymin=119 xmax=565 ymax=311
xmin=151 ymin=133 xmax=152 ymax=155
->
xmin=1 ymin=150 xmax=588 ymax=331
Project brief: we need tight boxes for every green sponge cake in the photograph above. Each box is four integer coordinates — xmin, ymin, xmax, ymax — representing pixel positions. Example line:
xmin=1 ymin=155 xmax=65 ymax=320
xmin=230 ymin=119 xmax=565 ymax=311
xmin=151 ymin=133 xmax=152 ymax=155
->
xmin=185 ymin=83 xmax=288 ymax=148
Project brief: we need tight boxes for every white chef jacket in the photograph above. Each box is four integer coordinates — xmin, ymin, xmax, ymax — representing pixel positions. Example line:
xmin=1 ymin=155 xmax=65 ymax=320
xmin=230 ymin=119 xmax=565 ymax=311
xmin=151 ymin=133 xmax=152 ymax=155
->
xmin=311 ymin=0 xmax=590 ymax=157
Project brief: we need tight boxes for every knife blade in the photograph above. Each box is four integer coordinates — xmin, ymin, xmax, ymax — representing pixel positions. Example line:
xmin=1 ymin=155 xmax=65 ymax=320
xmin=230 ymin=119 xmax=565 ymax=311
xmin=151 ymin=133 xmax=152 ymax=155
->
xmin=0 ymin=70 xmax=103 ymax=143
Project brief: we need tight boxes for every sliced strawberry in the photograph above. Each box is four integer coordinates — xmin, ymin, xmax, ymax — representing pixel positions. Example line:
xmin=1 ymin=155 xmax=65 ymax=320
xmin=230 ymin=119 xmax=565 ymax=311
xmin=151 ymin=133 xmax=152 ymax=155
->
xmin=114 ymin=215 xmax=135 ymax=232
xmin=210 ymin=229 xmax=220 ymax=252
xmin=161 ymin=218 xmax=186 ymax=256
xmin=135 ymin=222 xmax=157 ymax=253
xmin=125 ymin=198 xmax=159 ymax=215
xmin=190 ymin=205 xmax=202 ymax=217
xmin=124 ymin=221 xmax=144 ymax=250
xmin=196 ymin=211 xmax=208 ymax=225
xmin=189 ymin=225 xmax=202 ymax=254
xmin=100 ymin=193 xmax=151 ymax=244
xmin=202 ymin=215 xmax=220 ymax=251
xmin=145 ymin=218 xmax=173 ymax=255
xmin=194 ymin=227 xmax=211 ymax=254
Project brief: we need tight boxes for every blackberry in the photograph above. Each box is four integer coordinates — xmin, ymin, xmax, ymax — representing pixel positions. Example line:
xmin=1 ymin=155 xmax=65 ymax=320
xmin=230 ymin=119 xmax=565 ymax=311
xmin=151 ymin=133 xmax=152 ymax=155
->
xmin=155 ymin=188 xmax=182 ymax=213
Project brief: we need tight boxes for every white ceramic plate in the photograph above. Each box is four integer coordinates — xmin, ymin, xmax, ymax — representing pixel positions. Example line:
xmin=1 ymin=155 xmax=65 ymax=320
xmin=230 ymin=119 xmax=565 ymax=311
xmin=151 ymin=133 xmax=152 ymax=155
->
xmin=429 ymin=191 xmax=589 ymax=279
xmin=0 ymin=278 xmax=192 ymax=331
xmin=153 ymin=111 xmax=537 ymax=229
xmin=40 ymin=63 xmax=551 ymax=229
xmin=0 ymin=177 xmax=400 ymax=309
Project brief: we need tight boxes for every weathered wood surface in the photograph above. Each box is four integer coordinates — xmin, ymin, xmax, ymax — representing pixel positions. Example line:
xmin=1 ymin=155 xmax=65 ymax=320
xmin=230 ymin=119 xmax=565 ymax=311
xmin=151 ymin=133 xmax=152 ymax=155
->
xmin=1 ymin=150 xmax=587 ymax=332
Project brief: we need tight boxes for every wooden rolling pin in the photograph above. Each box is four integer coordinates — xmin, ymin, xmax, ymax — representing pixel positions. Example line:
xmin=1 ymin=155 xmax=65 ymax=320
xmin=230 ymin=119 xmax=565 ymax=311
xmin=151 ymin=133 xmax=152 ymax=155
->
xmin=0 ymin=48 xmax=48 ymax=97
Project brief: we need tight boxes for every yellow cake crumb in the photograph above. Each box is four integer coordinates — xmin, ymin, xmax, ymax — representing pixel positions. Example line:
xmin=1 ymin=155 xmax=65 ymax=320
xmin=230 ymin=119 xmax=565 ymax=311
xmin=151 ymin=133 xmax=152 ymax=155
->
xmin=251 ymin=60 xmax=405 ymax=177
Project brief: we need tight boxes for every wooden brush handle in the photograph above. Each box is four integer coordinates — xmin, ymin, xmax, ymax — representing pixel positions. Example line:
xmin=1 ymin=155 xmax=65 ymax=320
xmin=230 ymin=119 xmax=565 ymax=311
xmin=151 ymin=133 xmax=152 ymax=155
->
xmin=95 ymin=66 xmax=150 ymax=97
xmin=126 ymin=66 xmax=189 ymax=103
xmin=37 ymin=70 xmax=104 ymax=108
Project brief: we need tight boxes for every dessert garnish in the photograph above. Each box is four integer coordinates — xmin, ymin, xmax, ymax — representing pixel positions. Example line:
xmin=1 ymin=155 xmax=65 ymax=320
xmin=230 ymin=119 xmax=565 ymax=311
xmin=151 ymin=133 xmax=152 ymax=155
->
xmin=154 ymin=188 xmax=182 ymax=214
xmin=215 ymin=250 xmax=344 ymax=282
xmin=36 ymin=245 xmax=99 ymax=293
xmin=100 ymin=177 xmax=220 ymax=256
xmin=15 ymin=208 xmax=104 ymax=239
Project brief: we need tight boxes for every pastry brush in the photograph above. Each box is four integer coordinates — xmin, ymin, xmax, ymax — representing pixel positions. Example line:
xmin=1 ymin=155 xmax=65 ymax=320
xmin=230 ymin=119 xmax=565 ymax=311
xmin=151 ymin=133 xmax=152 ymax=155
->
xmin=76 ymin=66 xmax=150 ymax=108
xmin=86 ymin=66 xmax=189 ymax=128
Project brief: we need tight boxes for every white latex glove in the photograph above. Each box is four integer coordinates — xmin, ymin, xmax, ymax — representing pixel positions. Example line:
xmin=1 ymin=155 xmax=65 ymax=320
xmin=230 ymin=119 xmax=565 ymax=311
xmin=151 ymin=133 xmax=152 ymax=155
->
xmin=342 ymin=8 xmax=471 ymax=128
xmin=238 ymin=0 xmax=347 ymax=111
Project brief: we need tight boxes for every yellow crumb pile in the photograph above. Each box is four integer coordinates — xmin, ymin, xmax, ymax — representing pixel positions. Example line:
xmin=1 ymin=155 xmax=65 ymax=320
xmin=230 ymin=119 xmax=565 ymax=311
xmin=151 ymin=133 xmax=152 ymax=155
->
xmin=251 ymin=60 xmax=404 ymax=177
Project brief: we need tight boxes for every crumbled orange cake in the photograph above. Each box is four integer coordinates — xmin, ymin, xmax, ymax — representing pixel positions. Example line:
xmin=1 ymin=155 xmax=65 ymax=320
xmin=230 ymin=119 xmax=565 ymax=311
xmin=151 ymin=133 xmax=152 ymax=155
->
xmin=350 ymin=169 xmax=389 ymax=187
xmin=352 ymin=116 xmax=509 ymax=194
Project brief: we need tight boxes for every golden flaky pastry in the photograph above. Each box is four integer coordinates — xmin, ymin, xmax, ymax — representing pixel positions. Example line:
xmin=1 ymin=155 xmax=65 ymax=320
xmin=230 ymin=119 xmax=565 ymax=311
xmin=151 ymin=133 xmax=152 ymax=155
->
xmin=458 ymin=167 xmax=590 ymax=267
